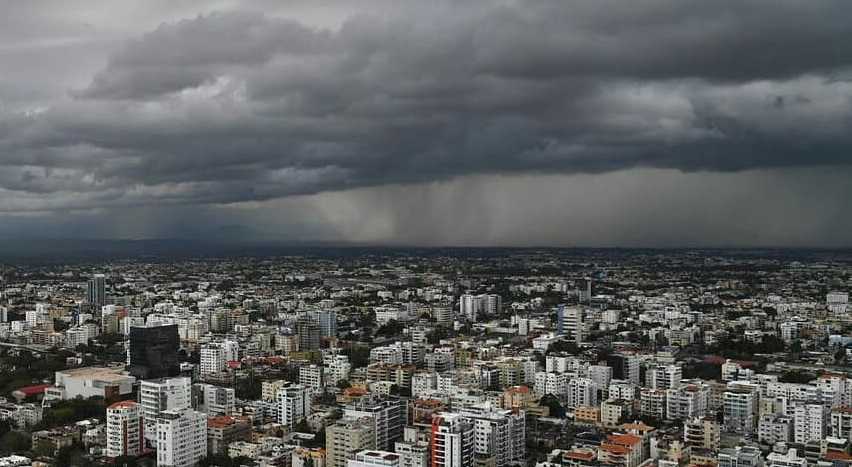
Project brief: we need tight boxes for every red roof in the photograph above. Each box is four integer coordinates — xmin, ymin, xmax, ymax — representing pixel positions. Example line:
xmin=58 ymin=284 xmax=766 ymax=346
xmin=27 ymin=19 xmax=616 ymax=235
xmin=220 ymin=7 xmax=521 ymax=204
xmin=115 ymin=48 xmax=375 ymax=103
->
xmin=15 ymin=383 xmax=52 ymax=395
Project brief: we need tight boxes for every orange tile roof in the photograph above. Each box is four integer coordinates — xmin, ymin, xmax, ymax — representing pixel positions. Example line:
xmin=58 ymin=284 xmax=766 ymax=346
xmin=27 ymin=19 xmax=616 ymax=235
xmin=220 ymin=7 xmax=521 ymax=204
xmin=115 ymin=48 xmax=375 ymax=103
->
xmin=600 ymin=443 xmax=632 ymax=454
xmin=108 ymin=400 xmax=136 ymax=409
xmin=608 ymin=433 xmax=643 ymax=446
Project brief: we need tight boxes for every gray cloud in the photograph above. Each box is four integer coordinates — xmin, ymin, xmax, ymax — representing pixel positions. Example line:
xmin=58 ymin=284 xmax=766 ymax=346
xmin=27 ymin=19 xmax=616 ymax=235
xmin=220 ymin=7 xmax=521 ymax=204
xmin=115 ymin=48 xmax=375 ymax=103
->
xmin=0 ymin=1 xmax=850 ymax=246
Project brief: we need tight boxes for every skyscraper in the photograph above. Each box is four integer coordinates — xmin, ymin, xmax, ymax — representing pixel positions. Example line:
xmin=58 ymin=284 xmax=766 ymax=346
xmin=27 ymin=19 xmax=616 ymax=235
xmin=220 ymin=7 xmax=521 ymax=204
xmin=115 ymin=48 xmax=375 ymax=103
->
xmin=129 ymin=325 xmax=180 ymax=380
xmin=87 ymin=274 xmax=106 ymax=306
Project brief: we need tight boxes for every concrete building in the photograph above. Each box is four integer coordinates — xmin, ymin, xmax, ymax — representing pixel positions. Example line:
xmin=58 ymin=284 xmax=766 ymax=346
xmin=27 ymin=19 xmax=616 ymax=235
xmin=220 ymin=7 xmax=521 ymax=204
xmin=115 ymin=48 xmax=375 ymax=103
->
xmin=793 ymin=403 xmax=828 ymax=444
xmin=139 ymin=377 xmax=192 ymax=443
xmin=430 ymin=413 xmax=474 ymax=467
xmin=277 ymin=385 xmax=311 ymax=428
xmin=683 ymin=416 xmax=720 ymax=450
xmin=347 ymin=450 xmax=401 ymax=467
xmin=155 ymin=409 xmax=207 ymax=467
xmin=758 ymin=414 xmax=793 ymax=445
xmin=326 ymin=416 xmax=376 ymax=467
xmin=194 ymin=384 xmax=235 ymax=417
xmin=105 ymin=401 xmax=144 ymax=459
xmin=206 ymin=415 xmax=252 ymax=455
xmin=45 ymin=366 xmax=135 ymax=402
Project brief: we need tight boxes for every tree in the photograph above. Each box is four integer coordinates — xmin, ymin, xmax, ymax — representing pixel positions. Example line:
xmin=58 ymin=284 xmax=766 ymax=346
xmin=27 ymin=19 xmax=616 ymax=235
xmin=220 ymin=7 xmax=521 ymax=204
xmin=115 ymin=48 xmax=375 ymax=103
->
xmin=539 ymin=394 xmax=565 ymax=418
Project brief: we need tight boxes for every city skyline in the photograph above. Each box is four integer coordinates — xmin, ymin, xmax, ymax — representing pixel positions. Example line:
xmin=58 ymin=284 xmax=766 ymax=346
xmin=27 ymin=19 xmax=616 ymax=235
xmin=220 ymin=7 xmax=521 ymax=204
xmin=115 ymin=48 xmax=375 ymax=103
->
xmin=1 ymin=1 xmax=851 ymax=247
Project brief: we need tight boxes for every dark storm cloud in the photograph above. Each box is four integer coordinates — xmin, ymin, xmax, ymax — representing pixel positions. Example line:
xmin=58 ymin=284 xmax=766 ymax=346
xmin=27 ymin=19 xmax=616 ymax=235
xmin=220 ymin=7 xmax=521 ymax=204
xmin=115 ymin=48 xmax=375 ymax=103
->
xmin=1 ymin=0 xmax=852 ymax=213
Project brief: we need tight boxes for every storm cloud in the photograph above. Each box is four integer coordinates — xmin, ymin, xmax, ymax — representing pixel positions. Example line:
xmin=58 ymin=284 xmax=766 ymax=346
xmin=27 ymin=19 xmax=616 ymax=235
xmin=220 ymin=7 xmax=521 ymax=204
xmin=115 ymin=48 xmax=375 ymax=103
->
xmin=0 ymin=0 xmax=850 ymax=245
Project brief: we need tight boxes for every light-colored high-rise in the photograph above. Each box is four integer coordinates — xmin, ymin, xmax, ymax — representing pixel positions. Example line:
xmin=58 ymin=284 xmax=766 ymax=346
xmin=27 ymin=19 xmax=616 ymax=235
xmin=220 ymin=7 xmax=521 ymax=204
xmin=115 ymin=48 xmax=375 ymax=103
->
xmin=277 ymin=385 xmax=311 ymax=428
xmin=155 ymin=409 xmax=207 ymax=467
xmin=326 ymin=416 xmax=376 ymax=467
xmin=106 ymin=401 xmax=144 ymax=459
xmin=139 ymin=377 xmax=192 ymax=444
xmin=430 ymin=413 xmax=474 ymax=467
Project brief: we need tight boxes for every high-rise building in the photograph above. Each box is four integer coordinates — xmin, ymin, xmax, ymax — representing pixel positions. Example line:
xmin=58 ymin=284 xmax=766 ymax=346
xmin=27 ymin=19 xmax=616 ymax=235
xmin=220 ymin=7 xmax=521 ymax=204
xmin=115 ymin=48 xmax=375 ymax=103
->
xmin=562 ymin=306 xmax=587 ymax=343
xmin=299 ymin=364 xmax=324 ymax=391
xmin=297 ymin=316 xmax=322 ymax=350
xmin=431 ymin=306 xmax=453 ymax=328
xmin=567 ymin=378 xmax=597 ymax=409
xmin=723 ymin=384 xmax=759 ymax=434
xmin=326 ymin=416 xmax=376 ymax=467
xmin=199 ymin=340 xmax=238 ymax=376
xmin=87 ymin=274 xmax=106 ymax=306
xmin=828 ymin=292 xmax=849 ymax=315
xmin=577 ymin=278 xmax=593 ymax=304
xmin=277 ymin=385 xmax=311 ymax=428
xmin=106 ymin=401 xmax=144 ymax=459
xmin=430 ymin=413 xmax=474 ymax=467
xmin=139 ymin=377 xmax=192 ymax=444
xmin=648 ymin=364 xmax=683 ymax=390
xmin=684 ymin=415 xmax=720 ymax=450
xmin=128 ymin=325 xmax=180 ymax=380
xmin=344 ymin=396 xmax=408 ymax=451
xmin=794 ymin=403 xmax=828 ymax=443
xmin=315 ymin=310 xmax=337 ymax=339
xmin=831 ymin=407 xmax=852 ymax=439
xmin=459 ymin=404 xmax=525 ymax=467
xmin=156 ymin=409 xmax=207 ymax=467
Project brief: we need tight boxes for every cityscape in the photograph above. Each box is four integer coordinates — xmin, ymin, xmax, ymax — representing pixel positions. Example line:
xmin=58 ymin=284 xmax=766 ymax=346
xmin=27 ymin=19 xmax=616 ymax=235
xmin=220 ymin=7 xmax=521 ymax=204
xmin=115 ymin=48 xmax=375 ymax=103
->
xmin=0 ymin=249 xmax=848 ymax=467
xmin=2 ymin=1 xmax=852 ymax=467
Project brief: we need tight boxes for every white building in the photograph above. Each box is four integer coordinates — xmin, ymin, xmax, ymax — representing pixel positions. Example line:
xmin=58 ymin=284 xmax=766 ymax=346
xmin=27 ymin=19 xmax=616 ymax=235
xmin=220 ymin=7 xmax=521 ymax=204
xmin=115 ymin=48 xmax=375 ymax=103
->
xmin=347 ymin=450 xmax=401 ymax=467
xmin=277 ymin=385 xmax=311 ymax=428
xmin=648 ymin=364 xmax=682 ymax=390
xmin=195 ymin=383 xmax=235 ymax=417
xmin=827 ymin=292 xmax=849 ymax=315
xmin=156 ymin=409 xmax=207 ymax=467
xmin=766 ymin=448 xmax=807 ymax=467
xmin=534 ymin=372 xmax=568 ymax=398
xmin=793 ymin=403 xmax=827 ymax=443
xmin=299 ymin=365 xmax=325 ymax=391
xmin=430 ymin=413 xmax=474 ymax=467
xmin=139 ymin=377 xmax=192 ymax=443
xmin=567 ymin=378 xmax=597 ymax=410
xmin=106 ymin=401 xmax=144 ymax=459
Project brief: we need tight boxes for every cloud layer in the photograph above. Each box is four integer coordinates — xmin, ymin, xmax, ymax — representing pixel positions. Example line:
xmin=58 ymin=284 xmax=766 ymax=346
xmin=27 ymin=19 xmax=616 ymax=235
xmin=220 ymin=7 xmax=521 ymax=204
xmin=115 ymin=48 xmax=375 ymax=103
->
xmin=0 ymin=1 xmax=850 ymax=246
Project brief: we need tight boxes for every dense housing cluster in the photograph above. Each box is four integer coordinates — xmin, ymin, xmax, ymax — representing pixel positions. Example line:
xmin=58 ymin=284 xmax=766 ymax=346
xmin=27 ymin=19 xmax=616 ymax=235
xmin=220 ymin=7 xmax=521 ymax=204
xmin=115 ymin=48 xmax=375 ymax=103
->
xmin=0 ymin=249 xmax=849 ymax=467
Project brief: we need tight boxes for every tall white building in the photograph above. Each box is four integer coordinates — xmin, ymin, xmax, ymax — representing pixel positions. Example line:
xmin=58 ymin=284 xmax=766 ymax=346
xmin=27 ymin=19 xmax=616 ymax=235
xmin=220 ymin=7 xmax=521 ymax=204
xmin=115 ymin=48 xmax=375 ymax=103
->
xmin=430 ymin=413 xmax=474 ymax=467
xmin=667 ymin=383 xmax=709 ymax=420
xmin=155 ymin=409 xmax=207 ymax=467
xmin=324 ymin=354 xmax=352 ymax=385
xmin=106 ymin=401 xmax=144 ymax=459
xmin=139 ymin=377 xmax=192 ymax=444
xmin=794 ymin=403 xmax=828 ymax=443
xmin=648 ymin=364 xmax=682 ymax=390
xmin=200 ymin=340 xmax=239 ymax=376
xmin=299 ymin=365 xmax=325 ymax=391
xmin=277 ymin=385 xmax=311 ymax=428
xmin=461 ymin=404 xmax=525 ymax=467
xmin=567 ymin=378 xmax=597 ymax=409
xmin=827 ymin=292 xmax=849 ymax=315
xmin=723 ymin=385 xmax=759 ymax=434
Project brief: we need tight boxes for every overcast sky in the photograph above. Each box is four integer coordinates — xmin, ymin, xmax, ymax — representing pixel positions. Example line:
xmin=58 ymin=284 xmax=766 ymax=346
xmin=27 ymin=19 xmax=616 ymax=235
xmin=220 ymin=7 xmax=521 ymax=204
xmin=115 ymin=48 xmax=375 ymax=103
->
xmin=1 ymin=0 xmax=851 ymax=247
